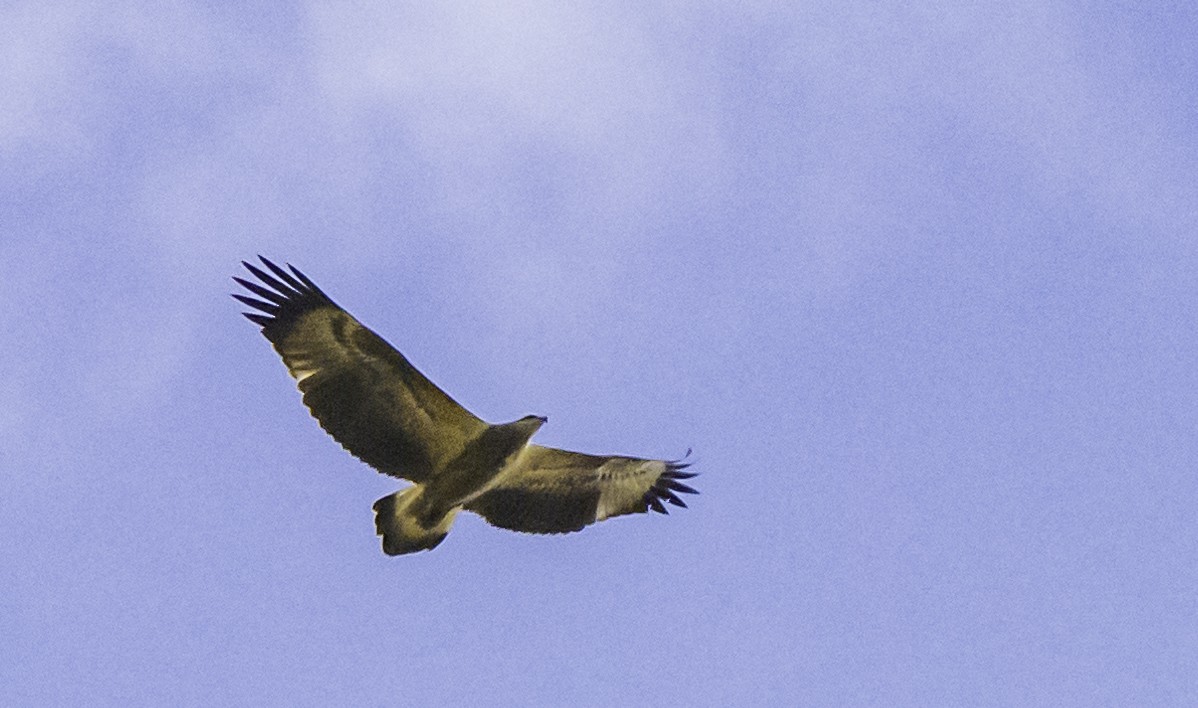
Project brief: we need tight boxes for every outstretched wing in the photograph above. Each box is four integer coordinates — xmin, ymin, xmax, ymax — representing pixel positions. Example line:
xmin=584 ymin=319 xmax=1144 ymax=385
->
xmin=465 ymin=445 xmax=697 ymax=534
xmin=233 ymin=256 xmax=486 ymax=482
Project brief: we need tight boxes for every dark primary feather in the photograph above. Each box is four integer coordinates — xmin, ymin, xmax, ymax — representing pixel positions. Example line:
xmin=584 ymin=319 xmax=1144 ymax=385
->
xmin=233 ymin=256 xmax=486 ymax=483
xmin=643 ymin=460 xmax=698 ymax=515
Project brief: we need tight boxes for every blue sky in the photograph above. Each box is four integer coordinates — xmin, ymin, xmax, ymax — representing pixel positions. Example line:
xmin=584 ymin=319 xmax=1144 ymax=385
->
xmin=3 ymin=2 xmax=1197 ymax=705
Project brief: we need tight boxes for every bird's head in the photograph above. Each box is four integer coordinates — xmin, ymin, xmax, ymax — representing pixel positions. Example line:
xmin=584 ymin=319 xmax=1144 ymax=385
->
xmin=515 ymin=414 xmax=548 ymax=434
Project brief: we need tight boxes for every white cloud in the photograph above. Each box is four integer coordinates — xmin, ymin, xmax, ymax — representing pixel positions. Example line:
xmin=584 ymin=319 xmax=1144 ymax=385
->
xmin=0 ymin=1 xmax=240 ymax=168
xmin=5 ymin=1 xmax=1194 ymax=440
xmin=0 ymin=3 xmax=98 ymax=165
xmin=304 ymin=3 xmax=726 ymax=229
xmin=894 ymin=3 xmax=1196 ymax=228
xmin=752 ymin=1 xmax=1197 ymax=288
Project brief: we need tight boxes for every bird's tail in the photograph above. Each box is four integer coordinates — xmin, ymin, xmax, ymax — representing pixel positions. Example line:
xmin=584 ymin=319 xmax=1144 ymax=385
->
xmin=372 ymin=485 xmax=458 ymax=555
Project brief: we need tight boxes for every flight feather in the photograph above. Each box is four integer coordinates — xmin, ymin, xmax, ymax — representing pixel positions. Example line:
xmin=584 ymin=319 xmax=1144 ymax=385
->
xmin=234 ymin=256 xmax=485 ymax=483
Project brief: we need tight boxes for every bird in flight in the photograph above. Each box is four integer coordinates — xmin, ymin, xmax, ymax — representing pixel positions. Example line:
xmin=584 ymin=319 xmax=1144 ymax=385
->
xmin=233 ymin=257 xmax=697 ymax=555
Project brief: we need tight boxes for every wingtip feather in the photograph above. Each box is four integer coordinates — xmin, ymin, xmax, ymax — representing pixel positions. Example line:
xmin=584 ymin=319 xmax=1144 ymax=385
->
xmin=638 ymin=454 xmax=699 ymax=516
xmin=648 ymin=496 xmax=668 ymax=514
xmin=261 ymin=256 xmax=307 ymax=293
xmin=661 ymin=490 xmax=688 ymax=508
xmin=243 ymin=312 xmax=272 ymax=326
xmin=665 ymin=479 xmax=698 ymax=495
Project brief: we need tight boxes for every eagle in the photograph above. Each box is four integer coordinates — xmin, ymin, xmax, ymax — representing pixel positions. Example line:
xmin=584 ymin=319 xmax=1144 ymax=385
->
xmin=233 ymin=257 xmax=697 ymax=555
